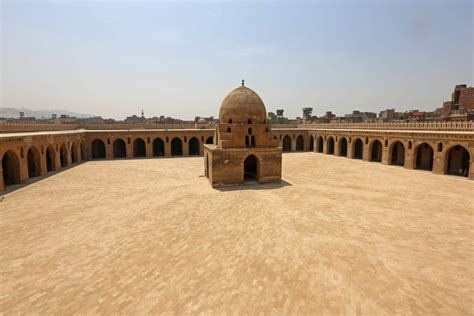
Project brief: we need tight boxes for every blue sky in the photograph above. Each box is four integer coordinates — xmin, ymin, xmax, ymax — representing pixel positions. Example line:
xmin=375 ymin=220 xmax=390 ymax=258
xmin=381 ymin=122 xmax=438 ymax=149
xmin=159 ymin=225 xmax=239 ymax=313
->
xmin=1 ymin=0 xmax=473 ymax=119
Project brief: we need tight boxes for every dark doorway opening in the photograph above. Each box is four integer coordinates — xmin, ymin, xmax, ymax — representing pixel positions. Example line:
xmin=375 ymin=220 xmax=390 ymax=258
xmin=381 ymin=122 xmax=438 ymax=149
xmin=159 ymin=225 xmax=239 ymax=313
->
xmin=317 ymin=136 xmax=323 ymax=153
xmin=296 ymin=135 xmax=304 ymax=151
xmin=153 ymin=138 xmax=165 ymax=156
xmin=133 ymin=138 xmax=146 ymax=157
xmin=113 ymin=139 xmax=126 ymax=158
xmin=60 ymin=144 xmax=68 ymax=168
xmin=415 ymin=143 xmax=434 ymax=171
xmin=91 ymin=139 xmax=106 ymax=159
xmin=189 ymin=137 xmax=200 ymax=155
xmin=353 ymin=139 xmax=363 ymax=159
xmin=27 ymin=147 xmax=41 ymax=178
xmin=390 ymin=141 xmax=405 ymax=166
xmin=446 ymin=145 xmax=470 ymax=177
xmin=283 ymin=135 xmax=291 ymax=152
xmin=370 ymin=140 xmax=382 ymax=162
xmin=339 ymin=138 xmax=348 ymax=157
xmin=327 ymin=137 xmax=335 ymax=155
xmin=71 ymin=143 xmax=79 ymax=163
xmin=46 ymin=146 xmax=56 ymax=171
xmin=2 ymin=150 xmax=20 ymax=186
xmin=171 ymin=138 xmax=183 ymax=156
xmin=244 ymin=155 xmax=258 ymax=181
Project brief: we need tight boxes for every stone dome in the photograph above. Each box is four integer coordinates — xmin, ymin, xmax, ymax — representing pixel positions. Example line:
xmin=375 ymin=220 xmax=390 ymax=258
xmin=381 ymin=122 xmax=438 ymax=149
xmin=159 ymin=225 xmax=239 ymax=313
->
xmin=219 ymin=85 xmax=267 ymax=124
xmin=198 ymin=117 xmax=206 ymax=123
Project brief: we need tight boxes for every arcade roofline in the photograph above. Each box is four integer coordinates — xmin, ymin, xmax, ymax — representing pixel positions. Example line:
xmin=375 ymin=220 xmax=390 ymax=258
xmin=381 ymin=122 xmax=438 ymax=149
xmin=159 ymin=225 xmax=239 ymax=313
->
xmin=1 ymin=127 xmax=473 ymax=140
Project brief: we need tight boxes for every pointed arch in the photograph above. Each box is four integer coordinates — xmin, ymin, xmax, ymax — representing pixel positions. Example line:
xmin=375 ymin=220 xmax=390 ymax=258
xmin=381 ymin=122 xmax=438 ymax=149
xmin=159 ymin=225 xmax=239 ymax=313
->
xmin=71 ymin=142 xmax=79 ymax=163
xmin=339 ymin=137 xmax=348 ymax=157
xmin=282 ymin=135 xmax=292 ymax=152
xmin=91 ymin=139 xmax=106 ymax=159
xmin=369 ymin=139 xmax=382 ymax=162
xmin=171 ymin=138 xmax=183 ymax=156
xmin=113 ymin=138 xmax=127 ymax=158
xmin=296 ymin=135 xmax=304 ymax=151
xmin=2 ymin=150 xmax=21 ymax=186
xmin=153 ymin=138 xmax=165 ymax=156
xmin=244 ymin=154 xmax=259 ymax=181
xmin=60 ymin=144 xmax=68 ymax=168
xmin=327 ymin=136 xmax=335 ymax=155
xmin=133 ymin=138 xmax=146 ymax=157
xmin=27 ymin=146 xmax=41 ymax=178
xmin=445 ymin=145 xmax=470 ymax=177
xmin=189 ymin=137 xmax=200 ymax=156
xmin=389 ymin=141 xmax=405 ymax=166
xmin=415 ymin=143 xmax=434 ymax=171
xmin=353 ymin=138 xmax=363 ymax=160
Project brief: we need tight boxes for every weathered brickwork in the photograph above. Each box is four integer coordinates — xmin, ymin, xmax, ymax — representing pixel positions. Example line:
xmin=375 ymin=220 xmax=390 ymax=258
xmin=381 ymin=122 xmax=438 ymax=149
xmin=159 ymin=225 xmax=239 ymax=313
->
xmin=204 ymin=84 xmax=282 ymax=187
xmin=2 ymin=126 xmax=473 ymax=192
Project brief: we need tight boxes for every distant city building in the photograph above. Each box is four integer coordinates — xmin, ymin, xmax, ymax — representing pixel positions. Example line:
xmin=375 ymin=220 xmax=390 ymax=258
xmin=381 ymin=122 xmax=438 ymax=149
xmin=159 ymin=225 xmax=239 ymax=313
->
xmin=345 ymin=110 xmax=376 ymax=123
xmin=302 ymin=107 xmax=313 ymax=123
xmin=442 ymin=84 xmax=474 ymax=121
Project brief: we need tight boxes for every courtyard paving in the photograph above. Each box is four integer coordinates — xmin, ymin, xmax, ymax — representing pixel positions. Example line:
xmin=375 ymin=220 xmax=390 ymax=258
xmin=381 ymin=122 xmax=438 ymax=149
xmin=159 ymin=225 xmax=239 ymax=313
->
xmin=0 ymin=153 xmax=473 ymax=314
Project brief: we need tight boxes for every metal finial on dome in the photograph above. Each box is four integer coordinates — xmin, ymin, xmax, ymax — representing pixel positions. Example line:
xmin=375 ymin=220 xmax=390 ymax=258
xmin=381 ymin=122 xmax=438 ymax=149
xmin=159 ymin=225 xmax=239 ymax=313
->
xmin=242 ymin=79 xmax=244 ymax=86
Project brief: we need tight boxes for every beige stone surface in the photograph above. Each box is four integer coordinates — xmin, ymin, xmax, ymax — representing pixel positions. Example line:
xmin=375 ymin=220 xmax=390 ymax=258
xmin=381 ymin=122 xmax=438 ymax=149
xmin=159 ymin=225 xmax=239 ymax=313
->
xmin=1 ymin=153 xmax=473 ymax=314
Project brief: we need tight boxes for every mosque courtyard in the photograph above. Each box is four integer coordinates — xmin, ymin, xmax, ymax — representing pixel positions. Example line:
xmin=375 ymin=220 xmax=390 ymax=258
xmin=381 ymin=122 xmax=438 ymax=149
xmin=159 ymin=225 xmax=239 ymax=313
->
xmin=0 ymin=153 xmax=472 ymax=314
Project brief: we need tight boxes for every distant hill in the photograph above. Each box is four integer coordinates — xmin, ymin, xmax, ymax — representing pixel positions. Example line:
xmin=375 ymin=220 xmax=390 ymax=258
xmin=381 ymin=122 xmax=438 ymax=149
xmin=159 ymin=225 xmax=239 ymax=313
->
xmin=0 ymin=107 xmax=95 ymax=119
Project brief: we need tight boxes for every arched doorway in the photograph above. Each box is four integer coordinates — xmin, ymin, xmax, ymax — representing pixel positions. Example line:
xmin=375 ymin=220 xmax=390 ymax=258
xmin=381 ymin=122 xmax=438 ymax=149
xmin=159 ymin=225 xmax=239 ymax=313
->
xmin=2 ymin=150 xmax=20 ymax=186
xmin=91 ymin=139 xmax=106 ymax=159
xmin=153 ymin=138 xmax=165 ymax=156
xmin=27 ymin=147 xmax=41 ymax=178
xmin=370 ymin=140 xmax=382 ymax=162
xmin=415 ymin=143 xmax=434 ymax=171
xmin=113 ymin=139 xmax=126 ymax=158
xmin=327 ymin=137 xmax=335 ymax=155
xmin=133 ymin=138 xmax=146 ymax=157
xmin=80 ymin=141 xmax=86 ymax=161
xmin=205 ymin=137 xmax=213 ymax=144
xmin=282 ymin=135 xmax=291 ymax=152
xmin=244 ymin=154 xmax=258 ymax=181
xmin=317 ymin=136 xmax=324 ymax=153
xmin=390 ymin=141 xmax=405 ymax=166
xmin=171 ymin=138 xmax=183 ymax=156
xmin=60 ymin=144 xmax=68 ymax=168
xmin=71 ymin=143 xmax=79 ymax=163
xmin=353 ymin=138 xmax=363 ymax=159
xmin=296 ymin=135 xmax=304 ymax=151
xmin=446 ymin=145 xmax=470 ymax=177
xmin=46 ymin=145 xmax=56 ymax=172
xmin=339 ymin=138 xmax=348 ymax=157
xmin=309 ymin=136 xmax=314 ymax=151
xmin=189 ymin=137 xmax=200 ymax=156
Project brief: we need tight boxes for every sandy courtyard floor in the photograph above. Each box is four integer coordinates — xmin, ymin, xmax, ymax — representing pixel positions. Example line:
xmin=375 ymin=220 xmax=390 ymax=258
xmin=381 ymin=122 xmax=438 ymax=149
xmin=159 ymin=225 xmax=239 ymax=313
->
xmin=0 ymin=153 xmax=473 ymax=314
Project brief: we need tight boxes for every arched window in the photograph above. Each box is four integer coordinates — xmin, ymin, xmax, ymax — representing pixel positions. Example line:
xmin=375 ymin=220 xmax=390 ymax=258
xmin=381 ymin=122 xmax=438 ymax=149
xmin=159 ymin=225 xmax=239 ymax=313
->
xmin=437 ymin=142 xmax=443 ymax=152
xmin=228 ymin=119 xmax=232 ymax=124
xmin=248 ymin=119 xmax=252 ymax=124
xmin=227 ymin=127 xmax=231 ymax=133
xmin=248 ymin=128 xmax=252 ymax=135
xmin=245 ymin=135 xmax=249 ymax=147
xmin=251 ymin=135 xmax=255 ymax=147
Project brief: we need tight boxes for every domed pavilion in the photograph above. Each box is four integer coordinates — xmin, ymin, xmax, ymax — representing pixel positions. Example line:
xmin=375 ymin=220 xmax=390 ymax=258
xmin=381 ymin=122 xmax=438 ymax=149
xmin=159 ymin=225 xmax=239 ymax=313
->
xmin=204 ymin=81 xmax=282 ymax=187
